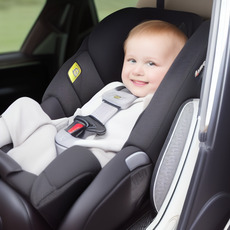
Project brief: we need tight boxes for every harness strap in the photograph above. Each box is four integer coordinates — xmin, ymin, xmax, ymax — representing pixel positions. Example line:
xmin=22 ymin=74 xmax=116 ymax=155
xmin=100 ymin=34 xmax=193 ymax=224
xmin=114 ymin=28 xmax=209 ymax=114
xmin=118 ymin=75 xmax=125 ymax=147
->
xmin=91 ymin=102 xmax=119 ymax=125
xmin=66 ymin=86 xmax=137 ymax=138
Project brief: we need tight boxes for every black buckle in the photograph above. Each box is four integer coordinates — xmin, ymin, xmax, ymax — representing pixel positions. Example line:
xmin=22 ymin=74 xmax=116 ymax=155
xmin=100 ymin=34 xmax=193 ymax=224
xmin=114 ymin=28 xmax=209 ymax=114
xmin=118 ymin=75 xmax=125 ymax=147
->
xmin=66 ymin=115 xmax=106 ymax=138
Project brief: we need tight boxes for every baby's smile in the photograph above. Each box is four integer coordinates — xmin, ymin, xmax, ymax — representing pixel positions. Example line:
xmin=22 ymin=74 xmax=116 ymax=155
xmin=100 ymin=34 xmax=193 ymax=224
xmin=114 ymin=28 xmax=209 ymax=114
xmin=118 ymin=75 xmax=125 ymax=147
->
xmin=131 ymin=79 xmax=148 ymax=86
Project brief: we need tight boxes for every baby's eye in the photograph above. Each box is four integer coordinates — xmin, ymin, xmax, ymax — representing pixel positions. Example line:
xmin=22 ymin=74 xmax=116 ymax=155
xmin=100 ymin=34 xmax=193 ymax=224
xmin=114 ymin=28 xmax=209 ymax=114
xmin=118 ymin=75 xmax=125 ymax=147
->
xmin=128 ymin=59 xmax=136 ymax=64
xmin=147 ymin=61 xmax=155 ymax=66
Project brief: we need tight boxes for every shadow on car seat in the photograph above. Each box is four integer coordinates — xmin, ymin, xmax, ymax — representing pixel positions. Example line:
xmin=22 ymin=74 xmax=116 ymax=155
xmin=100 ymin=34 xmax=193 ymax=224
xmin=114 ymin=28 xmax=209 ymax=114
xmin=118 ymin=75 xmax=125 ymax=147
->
xmin=0 ymin=6 xmax=208 ymax=230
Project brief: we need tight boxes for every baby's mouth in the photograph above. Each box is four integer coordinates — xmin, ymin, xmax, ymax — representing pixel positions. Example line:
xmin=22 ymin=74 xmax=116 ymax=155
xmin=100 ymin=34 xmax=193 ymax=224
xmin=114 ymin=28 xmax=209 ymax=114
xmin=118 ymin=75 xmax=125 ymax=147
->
xmin=131 ymin=80 xmax=148 ymax=86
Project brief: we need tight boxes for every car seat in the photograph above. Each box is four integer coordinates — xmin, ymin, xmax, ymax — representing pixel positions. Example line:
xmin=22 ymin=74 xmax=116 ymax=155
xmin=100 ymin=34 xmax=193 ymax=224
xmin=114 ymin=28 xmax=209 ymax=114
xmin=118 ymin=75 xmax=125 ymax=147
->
xmin=0 ymin=6 xmax=207 ymax=230
xmin=58 ymin=20 xmax=210 ymax=230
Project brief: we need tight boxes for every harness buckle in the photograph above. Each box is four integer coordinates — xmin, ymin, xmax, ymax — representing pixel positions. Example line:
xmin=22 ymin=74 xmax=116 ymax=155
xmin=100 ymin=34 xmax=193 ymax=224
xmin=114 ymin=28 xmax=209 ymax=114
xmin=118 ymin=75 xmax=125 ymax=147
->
xmin=66 ymin=115 xmax=106 ymax=138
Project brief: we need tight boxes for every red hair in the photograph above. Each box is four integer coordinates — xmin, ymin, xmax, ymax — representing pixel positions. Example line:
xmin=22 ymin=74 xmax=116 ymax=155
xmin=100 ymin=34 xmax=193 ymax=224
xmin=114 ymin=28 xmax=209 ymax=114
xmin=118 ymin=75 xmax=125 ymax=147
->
xmin=124 ymin=20 xmax=187 ymax=52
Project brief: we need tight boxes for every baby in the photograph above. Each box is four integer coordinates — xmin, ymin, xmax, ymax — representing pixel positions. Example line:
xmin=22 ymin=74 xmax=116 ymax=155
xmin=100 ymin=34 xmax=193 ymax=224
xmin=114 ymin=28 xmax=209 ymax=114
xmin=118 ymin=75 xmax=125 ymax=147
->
xmin=0 ymin=20 xmax=187 ymax=175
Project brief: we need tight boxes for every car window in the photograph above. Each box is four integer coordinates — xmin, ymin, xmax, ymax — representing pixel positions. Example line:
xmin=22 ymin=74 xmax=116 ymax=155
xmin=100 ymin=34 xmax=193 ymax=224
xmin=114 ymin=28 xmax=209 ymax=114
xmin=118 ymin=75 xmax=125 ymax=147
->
xmin=94 ymin=0 xmax=138 ymax=21
xmin=0 ymin=0 xmax=46 ymax=53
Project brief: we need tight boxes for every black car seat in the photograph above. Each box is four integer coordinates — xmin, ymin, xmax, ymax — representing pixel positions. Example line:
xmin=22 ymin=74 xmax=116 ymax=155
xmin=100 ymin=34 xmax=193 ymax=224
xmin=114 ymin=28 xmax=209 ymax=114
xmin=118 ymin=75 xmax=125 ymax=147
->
xmin=0 ymin=7 xmax=206 ymax=230
xmin=58 ymin=20 xmax=210 ymax=230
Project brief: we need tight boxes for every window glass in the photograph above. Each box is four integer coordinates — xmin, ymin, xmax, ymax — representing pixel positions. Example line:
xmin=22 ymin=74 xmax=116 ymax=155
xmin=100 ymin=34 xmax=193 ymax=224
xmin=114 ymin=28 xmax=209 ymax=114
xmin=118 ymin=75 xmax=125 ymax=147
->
xmin=0 ymin=0 xmax=45 ymax=53
xmin=94 ymin=0 xmax=138 ymax=21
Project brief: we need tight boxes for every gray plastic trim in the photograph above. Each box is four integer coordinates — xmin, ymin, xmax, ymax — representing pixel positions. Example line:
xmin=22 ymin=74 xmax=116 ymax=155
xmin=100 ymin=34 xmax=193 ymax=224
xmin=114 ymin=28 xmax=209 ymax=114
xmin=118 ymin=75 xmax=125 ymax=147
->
xmin=125 ymin=151 xmax=151 ymax=171
xmin=153 ymin=99 xmax=199 ymax=211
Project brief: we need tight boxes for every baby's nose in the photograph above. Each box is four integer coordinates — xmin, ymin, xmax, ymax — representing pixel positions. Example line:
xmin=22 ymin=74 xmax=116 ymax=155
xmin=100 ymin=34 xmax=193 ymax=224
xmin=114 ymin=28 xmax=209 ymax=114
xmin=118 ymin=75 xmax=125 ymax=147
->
xmin=132 ymin=65 xmax=144 ymax=76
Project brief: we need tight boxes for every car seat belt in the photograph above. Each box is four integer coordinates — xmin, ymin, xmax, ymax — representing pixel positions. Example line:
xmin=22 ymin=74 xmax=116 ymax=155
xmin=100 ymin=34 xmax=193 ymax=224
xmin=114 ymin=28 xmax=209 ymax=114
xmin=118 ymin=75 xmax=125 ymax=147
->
xmin=65 ymin=86 xmax=137 ymax=138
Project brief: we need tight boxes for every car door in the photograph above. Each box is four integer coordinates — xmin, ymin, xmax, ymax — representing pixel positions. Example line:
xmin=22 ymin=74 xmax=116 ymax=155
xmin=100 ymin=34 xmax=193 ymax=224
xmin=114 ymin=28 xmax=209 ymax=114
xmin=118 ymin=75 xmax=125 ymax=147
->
xmin=177 ymin=0 xmax=230 ymax=229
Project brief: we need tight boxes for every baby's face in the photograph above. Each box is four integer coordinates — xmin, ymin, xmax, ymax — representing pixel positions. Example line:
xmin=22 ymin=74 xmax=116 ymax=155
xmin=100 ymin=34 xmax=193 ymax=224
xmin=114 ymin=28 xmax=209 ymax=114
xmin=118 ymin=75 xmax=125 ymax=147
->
xmin=121 ymin=34 xmax=181 ymax=97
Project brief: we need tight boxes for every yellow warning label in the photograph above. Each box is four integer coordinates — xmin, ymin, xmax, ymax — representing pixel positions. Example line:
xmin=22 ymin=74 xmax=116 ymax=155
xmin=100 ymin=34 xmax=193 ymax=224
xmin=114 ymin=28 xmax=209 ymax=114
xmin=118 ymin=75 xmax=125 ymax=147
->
xmin=68 ymin=62 xmax=81 ymax=83
xmin=114 ymin=95 xmax=121 ymax=99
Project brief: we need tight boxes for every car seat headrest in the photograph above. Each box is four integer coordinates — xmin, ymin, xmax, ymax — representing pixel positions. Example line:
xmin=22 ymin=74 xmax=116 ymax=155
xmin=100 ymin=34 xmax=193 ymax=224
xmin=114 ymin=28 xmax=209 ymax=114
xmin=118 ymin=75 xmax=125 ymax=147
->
xmin=87 ymin=7 xmax=203 ymax=85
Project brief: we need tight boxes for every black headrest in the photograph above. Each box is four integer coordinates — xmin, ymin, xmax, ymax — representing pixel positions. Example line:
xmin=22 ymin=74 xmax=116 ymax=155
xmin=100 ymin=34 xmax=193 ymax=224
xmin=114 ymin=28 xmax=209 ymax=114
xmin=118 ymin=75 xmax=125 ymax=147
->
xmin=85 ymin=7 xmax=202 ymax=84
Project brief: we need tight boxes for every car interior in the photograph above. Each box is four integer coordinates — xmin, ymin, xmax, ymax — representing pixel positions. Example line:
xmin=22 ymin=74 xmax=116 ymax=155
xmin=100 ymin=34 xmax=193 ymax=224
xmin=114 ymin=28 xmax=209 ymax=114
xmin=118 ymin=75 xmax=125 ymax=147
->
xmin=0 ymin=0 xmax=217 ymax=229
xmin=0 ymin=0 xmax=99 ymax=115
